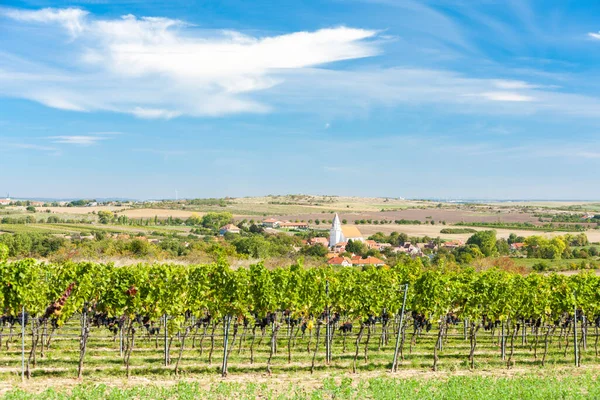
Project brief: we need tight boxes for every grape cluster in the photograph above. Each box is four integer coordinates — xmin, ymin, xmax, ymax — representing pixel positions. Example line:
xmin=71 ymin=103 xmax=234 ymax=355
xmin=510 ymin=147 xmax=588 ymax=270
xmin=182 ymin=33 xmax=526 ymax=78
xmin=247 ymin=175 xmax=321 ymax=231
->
xmin=42 ymin=282 xmax=76 ymax=320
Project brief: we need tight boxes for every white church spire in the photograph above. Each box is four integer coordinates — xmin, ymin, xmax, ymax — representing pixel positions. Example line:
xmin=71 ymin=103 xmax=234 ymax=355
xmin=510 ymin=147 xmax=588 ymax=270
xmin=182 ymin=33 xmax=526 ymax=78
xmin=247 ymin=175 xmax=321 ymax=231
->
xmin=329 ymin=213 xmax=344 ymax=247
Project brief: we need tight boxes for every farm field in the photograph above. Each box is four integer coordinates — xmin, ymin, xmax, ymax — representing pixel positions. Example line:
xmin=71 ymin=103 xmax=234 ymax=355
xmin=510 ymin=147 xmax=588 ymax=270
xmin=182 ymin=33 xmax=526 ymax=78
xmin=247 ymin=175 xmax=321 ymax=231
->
xmin=355 ymin=224 xmax=600 ymax=242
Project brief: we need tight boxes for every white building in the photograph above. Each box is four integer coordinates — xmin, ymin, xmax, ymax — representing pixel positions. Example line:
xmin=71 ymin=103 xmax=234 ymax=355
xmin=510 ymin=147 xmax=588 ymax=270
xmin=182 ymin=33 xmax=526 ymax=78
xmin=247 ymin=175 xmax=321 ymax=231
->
xmin=328 ymin=213 xmax=364 ymax=248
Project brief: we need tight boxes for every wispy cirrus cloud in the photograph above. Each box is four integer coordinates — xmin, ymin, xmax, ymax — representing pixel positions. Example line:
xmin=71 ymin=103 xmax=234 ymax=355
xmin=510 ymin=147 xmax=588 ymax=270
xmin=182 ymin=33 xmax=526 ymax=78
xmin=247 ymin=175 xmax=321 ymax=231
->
xmin=47 ymin=131 xmax=121 ymax=146
xmin=1 ymin=6 xmax=600 ymax=121
xmin=0 ymin=7 xmax=380 ymax=118
xmin=2 ymin=7 xmax=88 ymax=37
xmin=588 ymin=32 xmax=600 ymax=40
xmin=48 ymin=135 xmax=106 ymax=146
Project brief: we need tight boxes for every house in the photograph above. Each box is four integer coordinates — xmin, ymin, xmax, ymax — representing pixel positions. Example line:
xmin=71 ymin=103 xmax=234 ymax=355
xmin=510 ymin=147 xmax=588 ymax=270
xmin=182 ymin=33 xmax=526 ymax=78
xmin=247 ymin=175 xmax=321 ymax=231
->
xmin=327 ymin=256 xmax=352 ymax=266
xmin=0 ymin=197 xmax=11 ymax=206
xmin=510 ymin=242 xmax=525 ymax=251
xmin=278 ymin=221 xmax=309 ymax=230
xmin=424 ymin=241 xmax=437 ymax=250
xmin=365 ymin=240 xmax=380 ymax=249
xmin=397 ymin=242 xmax=423 ymax=256
xmin=329 ymin=214 xmax=364 ymax=247
xmin=332 ymin=241 xmax=348 ymax=253
xmin=262 ymin=218 xmax=280 ymax=228
xmin=308 ymin=237 xmax=329 ymax=247
xmin=219 ymin=224 xmax=241 ymax=235
xmin=442 ymin=240 xmax=463 ymax=250
xmin=350 ymin=256 xmax=386 ymax=267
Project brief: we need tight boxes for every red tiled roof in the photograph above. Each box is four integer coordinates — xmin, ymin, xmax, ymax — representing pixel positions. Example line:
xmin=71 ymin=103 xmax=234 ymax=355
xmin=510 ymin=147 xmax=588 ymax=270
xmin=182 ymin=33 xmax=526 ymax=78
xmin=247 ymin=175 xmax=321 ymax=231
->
xmin=351 ymin=256 xmax=385 ymax=265
xmin=327 ymin=256 xmax=351 ymax=265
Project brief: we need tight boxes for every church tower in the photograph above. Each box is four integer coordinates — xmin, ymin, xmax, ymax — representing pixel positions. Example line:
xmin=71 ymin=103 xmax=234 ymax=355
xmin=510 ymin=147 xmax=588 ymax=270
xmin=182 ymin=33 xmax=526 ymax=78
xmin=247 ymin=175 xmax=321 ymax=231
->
xmin=329 ymin=213 xmax=344 ymax=247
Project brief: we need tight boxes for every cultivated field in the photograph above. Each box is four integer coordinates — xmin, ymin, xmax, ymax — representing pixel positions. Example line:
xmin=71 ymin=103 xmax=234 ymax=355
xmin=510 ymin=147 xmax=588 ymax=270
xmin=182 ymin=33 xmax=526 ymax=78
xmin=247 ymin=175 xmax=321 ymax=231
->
xmin=355 ymin=224 xmax=600 ymax=242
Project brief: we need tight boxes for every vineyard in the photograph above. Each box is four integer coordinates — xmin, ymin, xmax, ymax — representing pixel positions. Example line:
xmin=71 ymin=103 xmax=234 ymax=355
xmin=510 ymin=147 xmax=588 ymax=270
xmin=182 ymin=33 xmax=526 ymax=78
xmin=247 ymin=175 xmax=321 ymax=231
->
xmin=1 ymin=259 xmax=600 ymax=381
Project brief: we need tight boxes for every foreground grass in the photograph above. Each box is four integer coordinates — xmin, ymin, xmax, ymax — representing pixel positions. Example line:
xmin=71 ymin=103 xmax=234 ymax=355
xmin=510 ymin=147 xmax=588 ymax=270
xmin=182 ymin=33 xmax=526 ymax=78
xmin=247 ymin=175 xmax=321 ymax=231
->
xmin=3 ymin=373 xmax=600 ymax=399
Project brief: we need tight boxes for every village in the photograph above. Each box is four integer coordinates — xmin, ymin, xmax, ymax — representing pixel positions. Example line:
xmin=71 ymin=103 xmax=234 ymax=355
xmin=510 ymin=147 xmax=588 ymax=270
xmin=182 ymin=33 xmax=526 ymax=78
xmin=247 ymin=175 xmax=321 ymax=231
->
xmin=224 ymin=213 xmax=468 ymax=267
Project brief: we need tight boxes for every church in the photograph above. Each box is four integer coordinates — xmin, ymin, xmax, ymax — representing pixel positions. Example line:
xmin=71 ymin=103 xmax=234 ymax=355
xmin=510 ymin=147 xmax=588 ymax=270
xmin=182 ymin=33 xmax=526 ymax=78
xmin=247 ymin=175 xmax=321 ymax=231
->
xmin=329 ymin=213 xmax=364 ymax=248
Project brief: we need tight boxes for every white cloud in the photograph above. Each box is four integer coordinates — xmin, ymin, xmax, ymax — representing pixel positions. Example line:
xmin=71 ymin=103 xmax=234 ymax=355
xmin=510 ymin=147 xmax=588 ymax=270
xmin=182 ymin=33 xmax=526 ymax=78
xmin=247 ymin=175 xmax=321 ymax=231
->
xmin=48 ymin=135 xmax=107 ymax=146
xmin=131 ymin=107 xmax=181 ymax=119
xmin=261 ymin=67 xmax=600 ymax=118
xmin=1 ymin=7 xmax=600 ymax=120
xmin=0 ymin=8 xmax=380 ymax=118
xmin=2 ymin=7 xmax=88 ymax=37
xmin=480 ymin=92 xmax=535 ymax=102
xmin=491 ymin=80 xmax=539 ymax=90
xmin=45 ymin=132 xmax=119 ymax=146
xmin=588 ymin=32 xmax=600 ymax=40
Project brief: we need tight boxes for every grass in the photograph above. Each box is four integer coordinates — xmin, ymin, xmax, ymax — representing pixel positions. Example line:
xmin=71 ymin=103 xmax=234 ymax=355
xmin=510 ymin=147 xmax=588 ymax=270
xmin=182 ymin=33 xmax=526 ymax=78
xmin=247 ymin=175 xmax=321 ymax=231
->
xmin=512 ymin=257 xmax=599 ymax=271
xmin=3 ymin=372 xmax=600 ymax=399
xmin=0 ymin=223 xmax=192 ymax=237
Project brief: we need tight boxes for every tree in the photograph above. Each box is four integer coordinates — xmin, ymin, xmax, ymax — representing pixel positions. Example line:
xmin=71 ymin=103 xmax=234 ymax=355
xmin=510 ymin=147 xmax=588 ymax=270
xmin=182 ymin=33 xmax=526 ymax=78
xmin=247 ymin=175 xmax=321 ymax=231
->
xmin=346 ymin=239 xmax=367 ymax=256
xmin=26 ymin=206 xmax=36 ymax=212
xmin=201 ymin=212 xmax=233 ymax=231
xmin=496 ymin=239 xmax=510 ymax=255
xmin=454 ymin=244 xmax=484 ymax=264
xmin=302 ymin=244 xmax=328 ymax=257
xmin=466 ymin=230 xmax=497 ymax=257
xmin=97 ymin=211 xmax=114 ymax=224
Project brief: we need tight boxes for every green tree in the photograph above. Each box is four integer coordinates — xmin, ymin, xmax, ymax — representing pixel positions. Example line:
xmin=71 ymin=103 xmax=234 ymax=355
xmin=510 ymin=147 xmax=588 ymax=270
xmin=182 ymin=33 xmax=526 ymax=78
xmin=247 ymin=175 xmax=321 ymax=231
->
xmin=496 ymin=238 xmax=510 ymax=255
xmin=466 ymin=230 xmax=497 ymax=257
xmin=302 ymin=244 xmax=328 ymax=257
xmin=201 ymin=212 xmax=233 ymax=230
xmin=97 ymin=211 xmax=114 ymax=224
xmin=346 ymin=239 xmax=367 ymax=256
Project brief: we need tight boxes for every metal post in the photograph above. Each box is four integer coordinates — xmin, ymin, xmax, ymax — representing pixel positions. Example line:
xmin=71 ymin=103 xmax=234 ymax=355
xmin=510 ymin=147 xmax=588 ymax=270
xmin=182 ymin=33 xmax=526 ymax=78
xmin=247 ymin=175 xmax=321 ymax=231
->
xmin=164 ymin=314 xmax=169 ymax=366
xmin=21 ymin=306 xmax=25 ymax=382
xmin=574 ymin=306 xmax=579 ymax=367
xmin=501 ymin=321 xmax=506 ymax=360
xmin=222 ymin=315 xmax=231 ymax=377
xmin=325 ymin=281 xmax=330 ymax=364
xmin=119 ymin=324 xmax=124 ymax=357
xmin=391 ymin=284 xmax=409 ymax=372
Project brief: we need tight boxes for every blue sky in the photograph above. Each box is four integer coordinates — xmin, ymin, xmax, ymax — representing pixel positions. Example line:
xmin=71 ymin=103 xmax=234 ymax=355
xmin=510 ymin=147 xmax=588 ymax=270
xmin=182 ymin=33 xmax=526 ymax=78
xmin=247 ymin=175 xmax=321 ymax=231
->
xmin=2 ymin=0 xmax=600 ymax=200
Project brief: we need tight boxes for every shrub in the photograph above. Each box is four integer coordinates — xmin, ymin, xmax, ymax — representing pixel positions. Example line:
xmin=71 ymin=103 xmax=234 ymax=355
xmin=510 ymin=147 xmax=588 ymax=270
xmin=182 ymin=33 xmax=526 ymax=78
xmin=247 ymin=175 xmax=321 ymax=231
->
xmin=532 ymin=261 xmax=551 ymax=272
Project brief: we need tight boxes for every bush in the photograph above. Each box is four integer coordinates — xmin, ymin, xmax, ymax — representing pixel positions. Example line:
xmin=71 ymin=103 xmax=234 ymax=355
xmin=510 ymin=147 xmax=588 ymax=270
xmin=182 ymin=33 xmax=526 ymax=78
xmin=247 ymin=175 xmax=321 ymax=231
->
xmin=532 ymin=262 xmax=551 ymax=272
xmin=440 ymin=228 xmax=477 ymax=234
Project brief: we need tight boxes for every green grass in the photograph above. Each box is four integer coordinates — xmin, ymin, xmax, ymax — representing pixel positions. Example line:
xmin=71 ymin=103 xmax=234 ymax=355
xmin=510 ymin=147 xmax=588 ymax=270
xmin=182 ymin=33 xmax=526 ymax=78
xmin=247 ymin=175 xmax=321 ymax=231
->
xmin=0 ymin=223 xmax=192 ymax=237
xmin=4 ymin=373 xmax=600 ymax=399
xmin=0 ymin=225 xmax=77 ymax=235
xmin=512 ymin=257 xmax=599 ymax=271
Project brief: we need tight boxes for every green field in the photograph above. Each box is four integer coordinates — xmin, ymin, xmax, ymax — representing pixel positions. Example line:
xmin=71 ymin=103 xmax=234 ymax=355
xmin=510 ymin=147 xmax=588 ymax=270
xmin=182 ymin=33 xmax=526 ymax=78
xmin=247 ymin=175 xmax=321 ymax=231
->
xmin=512 ymin=257 xmax=599 ymax=271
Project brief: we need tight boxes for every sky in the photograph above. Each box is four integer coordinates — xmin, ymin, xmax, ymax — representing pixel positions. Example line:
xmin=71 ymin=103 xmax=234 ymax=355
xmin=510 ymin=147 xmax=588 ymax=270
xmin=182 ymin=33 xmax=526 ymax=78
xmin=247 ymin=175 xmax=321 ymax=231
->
xmin=2 ymin=0 xmax=600 ymax=200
